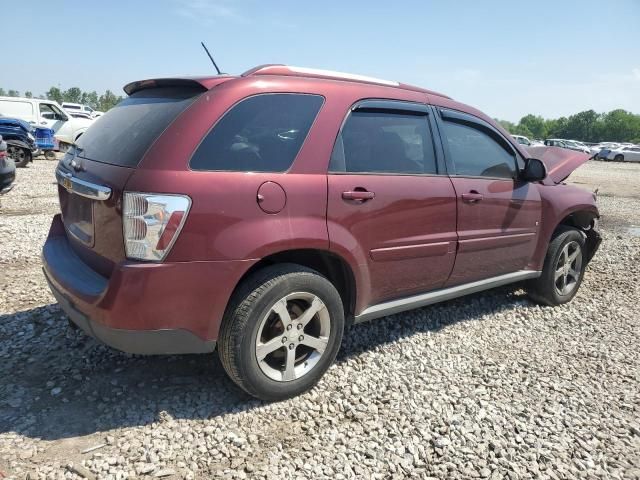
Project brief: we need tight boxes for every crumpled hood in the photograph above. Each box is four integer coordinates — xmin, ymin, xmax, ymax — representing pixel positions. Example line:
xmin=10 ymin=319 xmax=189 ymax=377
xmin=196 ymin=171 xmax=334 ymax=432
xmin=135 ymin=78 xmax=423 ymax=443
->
xmin=525 ymin=146 xmax=590 ymax=185
xmin=0 ymin=117 xmax=32 ymax=133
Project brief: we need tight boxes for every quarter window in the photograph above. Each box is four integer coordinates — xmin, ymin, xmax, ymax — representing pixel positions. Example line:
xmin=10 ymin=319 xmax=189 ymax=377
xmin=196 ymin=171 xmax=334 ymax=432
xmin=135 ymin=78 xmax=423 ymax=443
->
xmin=442 ymin=120 xmax=517 ymax=179
xmin=190 ymin=93 xmax=323 ymax=172
xmin=330 ymin=110 xmax=437 ymax=174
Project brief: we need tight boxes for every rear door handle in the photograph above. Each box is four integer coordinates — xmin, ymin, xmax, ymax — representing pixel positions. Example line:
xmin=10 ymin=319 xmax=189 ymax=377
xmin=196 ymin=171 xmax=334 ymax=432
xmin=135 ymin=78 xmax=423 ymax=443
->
xmin=342 ymin=190 xmax=375 ymax=202
xmin=461 ymin=191 xmax=483 ymax=203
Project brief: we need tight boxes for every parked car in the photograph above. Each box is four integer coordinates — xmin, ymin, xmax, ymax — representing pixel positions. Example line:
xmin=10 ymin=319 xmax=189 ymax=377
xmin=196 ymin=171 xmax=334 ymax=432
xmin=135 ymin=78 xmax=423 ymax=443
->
xmin=544 ymin=138 xmax=568 ymax=148
xmin=565 ymin=140 xmax=591 ymax=154
xmin=0 ymin=135 xmax=16 ymax=194
xmin=43 ymin=65 xmax=601 ymax=401
xmin=0 ymin=117 xmax=37 ymax=167
xmin=0 ymin=96 xmax=93 ymax=150
xmin=512 ymin=134 xmax=532 ymax=146
xmin=61 ymin=102 xmax=104 ymax=119
xmin=606 ymin=145 xmax=640 ymax=162
xmin=545 ymin=139 xmax=590 ymax=154
xmin=589 ymin=142 xmax=617 ymax=156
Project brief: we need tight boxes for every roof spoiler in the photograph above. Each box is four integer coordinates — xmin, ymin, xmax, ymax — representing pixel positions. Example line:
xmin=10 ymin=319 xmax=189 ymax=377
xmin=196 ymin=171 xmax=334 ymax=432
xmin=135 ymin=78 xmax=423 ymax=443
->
xmin=123 ymin=76 xmax=234 ymax=96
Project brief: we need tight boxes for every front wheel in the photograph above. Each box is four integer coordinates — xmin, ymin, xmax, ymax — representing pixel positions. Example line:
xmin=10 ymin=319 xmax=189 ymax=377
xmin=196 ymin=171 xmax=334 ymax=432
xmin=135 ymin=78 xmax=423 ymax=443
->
xmin=614 ymin=154 xmax=624 ymax=162
xmin=218 ymin=264 xmax=344 ymax=401
xmin=7 ymin=145 xmax=32 ymax=168
xmin=527 ymin=226 xmax=586 ymax=306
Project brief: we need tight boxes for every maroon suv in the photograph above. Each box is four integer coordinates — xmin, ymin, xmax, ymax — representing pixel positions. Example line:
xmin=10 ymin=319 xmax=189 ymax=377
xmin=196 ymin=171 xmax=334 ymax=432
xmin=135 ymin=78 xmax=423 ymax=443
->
xmin=43 ymin=65 xmax=601 ymax=400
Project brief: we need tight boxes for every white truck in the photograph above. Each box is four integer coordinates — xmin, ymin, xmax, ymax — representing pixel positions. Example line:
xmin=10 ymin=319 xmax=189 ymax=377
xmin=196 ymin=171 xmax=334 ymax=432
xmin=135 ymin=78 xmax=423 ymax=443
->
xmin=0 ymin=96 xmax=94 ymax=149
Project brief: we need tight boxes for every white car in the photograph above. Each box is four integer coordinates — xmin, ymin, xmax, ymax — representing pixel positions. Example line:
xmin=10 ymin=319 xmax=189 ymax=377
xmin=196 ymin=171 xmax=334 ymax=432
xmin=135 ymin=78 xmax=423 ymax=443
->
xmin=511 ymin=134 xmax=532 ymax=146
xmin=589 ymin=142 xmax=618 ymax=155
xmin=0 ymin=96 xmax=94 ymax=148
xmin=564 ymin=140 xmax=591 ymax=154
xmin=61 ymin=102 xmax=104 ymax=118
xmin=606 ymin=146 xmax=640 ymax=162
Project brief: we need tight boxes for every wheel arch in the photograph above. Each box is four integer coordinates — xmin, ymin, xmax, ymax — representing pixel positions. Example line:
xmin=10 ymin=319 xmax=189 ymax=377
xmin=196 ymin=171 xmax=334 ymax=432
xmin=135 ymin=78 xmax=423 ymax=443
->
xmin=553 ymin=208 xmax=601 ymax=264
xmin=225 ymin=248 xmax=358 ymax=326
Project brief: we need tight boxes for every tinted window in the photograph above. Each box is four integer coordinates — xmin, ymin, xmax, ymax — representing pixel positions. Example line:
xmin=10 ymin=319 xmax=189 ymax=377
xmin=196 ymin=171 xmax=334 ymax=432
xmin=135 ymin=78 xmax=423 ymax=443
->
xmin=76 ymin=87 xmax=202 ymax=167
xmin=443 ymin=121 xmax=517 ymax=178
xmin=330 ymin=110 xmax=437 ymax=174
xmin=190 ymin=94 xmax=323 ymax=172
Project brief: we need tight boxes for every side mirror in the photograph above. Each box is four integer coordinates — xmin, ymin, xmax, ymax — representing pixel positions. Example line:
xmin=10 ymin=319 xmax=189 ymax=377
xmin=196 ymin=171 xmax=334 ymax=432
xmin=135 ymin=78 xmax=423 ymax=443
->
xmin=522 ymin=158 xmax=547 ymax=182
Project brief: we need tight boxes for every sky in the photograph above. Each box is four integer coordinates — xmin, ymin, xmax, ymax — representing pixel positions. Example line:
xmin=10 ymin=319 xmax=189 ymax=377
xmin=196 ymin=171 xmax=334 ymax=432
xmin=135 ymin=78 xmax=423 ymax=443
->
xmin=2 ymin=0 xmax=639 ymax=121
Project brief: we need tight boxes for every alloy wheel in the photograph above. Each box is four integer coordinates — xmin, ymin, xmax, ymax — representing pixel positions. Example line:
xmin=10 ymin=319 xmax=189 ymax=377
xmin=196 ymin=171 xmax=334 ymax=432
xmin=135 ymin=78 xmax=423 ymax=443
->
xmin=255 ymin=292 xmax=331 ymax=382
xmin=554 ymin=241 xmax=583 ymax=296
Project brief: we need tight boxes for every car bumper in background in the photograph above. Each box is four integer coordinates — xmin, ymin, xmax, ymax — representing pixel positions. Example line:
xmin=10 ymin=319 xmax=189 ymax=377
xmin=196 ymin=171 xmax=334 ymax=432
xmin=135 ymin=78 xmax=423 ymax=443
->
xmin=42 ymin=214 xmax=255 ymax=355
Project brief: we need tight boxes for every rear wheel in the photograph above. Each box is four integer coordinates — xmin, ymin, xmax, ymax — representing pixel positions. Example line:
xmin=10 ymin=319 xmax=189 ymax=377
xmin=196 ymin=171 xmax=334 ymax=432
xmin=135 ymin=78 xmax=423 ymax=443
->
xmin=7 ymin=145 xmax=31 ymax=168
xmin=218 ymin=264 xmax=344 ymax=401
xmin=527 ymin=226 xmax=586 ymax=306
xmin=614 ymin=154 xmax=624 ymax=162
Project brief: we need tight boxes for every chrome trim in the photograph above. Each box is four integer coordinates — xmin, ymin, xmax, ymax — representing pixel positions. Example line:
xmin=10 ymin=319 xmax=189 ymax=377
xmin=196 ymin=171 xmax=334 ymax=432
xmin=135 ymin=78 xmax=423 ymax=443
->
xmin=354 ymin=270 xmax=541 ymax=324
xmin=56 ymin=168 xmax=111 ymax=201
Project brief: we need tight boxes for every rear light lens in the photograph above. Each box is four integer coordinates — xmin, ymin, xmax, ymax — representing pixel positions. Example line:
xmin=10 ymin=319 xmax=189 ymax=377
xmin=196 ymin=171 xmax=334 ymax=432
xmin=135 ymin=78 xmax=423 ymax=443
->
xmin=123 ymin=192 xmax=191 ymax=261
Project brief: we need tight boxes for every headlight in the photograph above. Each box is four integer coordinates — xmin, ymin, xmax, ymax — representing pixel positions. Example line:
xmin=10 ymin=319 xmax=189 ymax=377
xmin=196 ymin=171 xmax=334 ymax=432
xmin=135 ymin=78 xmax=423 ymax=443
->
xmin=27 ymin=133 xmax=35 ymax=142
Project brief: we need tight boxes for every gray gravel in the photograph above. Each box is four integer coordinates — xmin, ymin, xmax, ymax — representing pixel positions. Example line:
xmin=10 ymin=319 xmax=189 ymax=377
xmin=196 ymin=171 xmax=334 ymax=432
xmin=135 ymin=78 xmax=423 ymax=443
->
xmin=1 ymin=159 xmax=639 ymax=479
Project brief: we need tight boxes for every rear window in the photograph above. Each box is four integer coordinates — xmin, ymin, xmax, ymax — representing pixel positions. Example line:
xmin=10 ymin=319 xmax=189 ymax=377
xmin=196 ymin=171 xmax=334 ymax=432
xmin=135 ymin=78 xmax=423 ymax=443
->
xmin=76 ymin=87 xmax=202 ymax=167
xmin=190 ymin=93 xmax=324 ymax=172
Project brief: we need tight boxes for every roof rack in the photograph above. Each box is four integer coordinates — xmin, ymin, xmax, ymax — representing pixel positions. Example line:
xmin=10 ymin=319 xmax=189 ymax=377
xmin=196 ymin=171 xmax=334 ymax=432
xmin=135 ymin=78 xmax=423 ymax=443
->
xmin=242 ymin=65 xmax=400 ymax=87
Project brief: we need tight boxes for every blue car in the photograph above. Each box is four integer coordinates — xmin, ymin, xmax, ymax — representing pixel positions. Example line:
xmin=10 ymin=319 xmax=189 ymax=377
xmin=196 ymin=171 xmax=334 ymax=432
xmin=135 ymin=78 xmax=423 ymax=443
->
xmin=0 ymin=117 xmax=37 ymax=167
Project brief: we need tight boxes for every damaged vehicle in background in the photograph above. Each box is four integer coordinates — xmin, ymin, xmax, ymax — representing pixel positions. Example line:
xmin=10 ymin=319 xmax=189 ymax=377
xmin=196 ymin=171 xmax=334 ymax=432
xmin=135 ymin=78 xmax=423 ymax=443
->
xmin=42 ymin=65 xmax=601 ymax=401
xmin=0 ymin=117 xmax=37 ymax=167
xmin=0 ymin=96 xmax=93 ymax=151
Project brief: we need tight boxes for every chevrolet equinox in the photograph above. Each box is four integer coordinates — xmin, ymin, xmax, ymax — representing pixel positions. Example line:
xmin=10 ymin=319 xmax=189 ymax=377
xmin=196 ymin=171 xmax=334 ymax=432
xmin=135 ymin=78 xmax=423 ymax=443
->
xmin=43 ymin=65 xmax=601 ymax=400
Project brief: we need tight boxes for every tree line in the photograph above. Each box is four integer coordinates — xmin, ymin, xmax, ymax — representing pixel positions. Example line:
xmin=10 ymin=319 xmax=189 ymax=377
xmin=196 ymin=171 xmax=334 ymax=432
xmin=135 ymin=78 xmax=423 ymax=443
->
xmin=0 ymin=87 xmax=123 ymax=112
xmin=496 ymin=109 xmax=640 ymax=144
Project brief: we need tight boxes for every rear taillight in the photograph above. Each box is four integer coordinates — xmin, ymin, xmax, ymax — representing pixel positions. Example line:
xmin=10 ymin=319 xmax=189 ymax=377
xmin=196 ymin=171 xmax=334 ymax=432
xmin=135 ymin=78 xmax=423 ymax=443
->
xmin=123 ymin=192 xmax=191 ymax=261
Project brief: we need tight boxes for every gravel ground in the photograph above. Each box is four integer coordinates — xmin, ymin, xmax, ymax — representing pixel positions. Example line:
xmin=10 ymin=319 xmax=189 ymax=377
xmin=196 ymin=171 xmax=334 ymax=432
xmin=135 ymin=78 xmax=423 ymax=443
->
xmin=0 ymin=159 xmax=639 ymax=480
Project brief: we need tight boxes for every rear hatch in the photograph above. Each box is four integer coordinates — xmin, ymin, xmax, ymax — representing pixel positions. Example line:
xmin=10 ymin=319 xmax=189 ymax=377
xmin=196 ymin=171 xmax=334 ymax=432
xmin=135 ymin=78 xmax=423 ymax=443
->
xmin=56 ymin=84 xmax=208 ymax=277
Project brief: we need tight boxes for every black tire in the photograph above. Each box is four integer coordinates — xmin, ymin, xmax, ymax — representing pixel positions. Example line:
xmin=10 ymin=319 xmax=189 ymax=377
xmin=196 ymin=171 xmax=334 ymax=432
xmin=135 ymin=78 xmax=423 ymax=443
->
xmin=527 ymin=226 xmax=586 ymax=306
xmin=614 ymin=154 xmax=624 ymax=162
xmin=7 ymin=145 xmax=31 ymax=168
xmin=218 ymin=264 xmax=344 ymax=401
xmin=45 ymin=151 xmax=57 ymax=161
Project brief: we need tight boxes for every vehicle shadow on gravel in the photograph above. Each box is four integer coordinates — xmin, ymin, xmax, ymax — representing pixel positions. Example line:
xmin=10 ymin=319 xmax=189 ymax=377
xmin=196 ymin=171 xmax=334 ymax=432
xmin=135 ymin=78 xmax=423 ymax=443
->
xmin=0 ymin=285 xmax=525 ymax=441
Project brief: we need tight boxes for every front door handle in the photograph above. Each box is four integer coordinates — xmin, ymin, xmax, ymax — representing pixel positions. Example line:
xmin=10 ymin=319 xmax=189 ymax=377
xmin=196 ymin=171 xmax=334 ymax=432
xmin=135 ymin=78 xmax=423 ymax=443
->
xmin=342 ymin=190 xmax=375 ymax=202
xmin=461 ymin=191 xmax=483 ymax=203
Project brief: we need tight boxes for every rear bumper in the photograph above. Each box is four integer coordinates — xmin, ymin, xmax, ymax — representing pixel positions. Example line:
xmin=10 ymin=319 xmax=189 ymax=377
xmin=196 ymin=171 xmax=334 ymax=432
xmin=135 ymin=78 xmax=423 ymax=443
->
xmin=42 ymin=214 xmax=256 ymax=355
xmin=45 ymin=275 xmax=217 ymax=354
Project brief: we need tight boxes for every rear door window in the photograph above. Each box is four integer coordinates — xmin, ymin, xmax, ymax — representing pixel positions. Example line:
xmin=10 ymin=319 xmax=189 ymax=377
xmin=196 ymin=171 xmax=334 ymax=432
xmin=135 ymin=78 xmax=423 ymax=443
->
xmin=330 ymin=109 xmax=437 ymax=174
xmin=190 ymin=93 xmax=323 ymax=172
xmin=76 ymin=87 xmax=203 ymax=167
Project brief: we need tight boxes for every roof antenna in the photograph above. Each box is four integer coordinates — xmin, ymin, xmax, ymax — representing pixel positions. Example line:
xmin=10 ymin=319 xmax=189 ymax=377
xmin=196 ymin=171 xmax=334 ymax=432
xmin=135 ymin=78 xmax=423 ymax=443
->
xmin=201 ymin=42 xmax=223 ymax=75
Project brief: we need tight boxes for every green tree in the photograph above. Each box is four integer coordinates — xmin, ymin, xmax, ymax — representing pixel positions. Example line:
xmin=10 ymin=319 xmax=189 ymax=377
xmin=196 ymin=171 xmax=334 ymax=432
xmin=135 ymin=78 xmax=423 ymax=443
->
xmin=63 ymin=87 xmax=83 ymax=103
xmin=7 ymin=90 xmax=20 ymax=97
xmin=495 ymin=119 xmax=516 ymax=133
xmin=600 ymin=109 xmax=640 ymax=143
xmin=24 ymin=91 xmax=33 ymax=98
xmin=518 ymin=114 xmax=547 ymax=139
xmin=0 ymin=88 xmax=5 ymax=96
xmin=98 ymin=90 xmax=122 ymax=111
xmin=46 ymin=87 xmax=64 ymax=104
xmin=81 ymin=91 xmax=99 ymax=110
